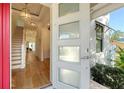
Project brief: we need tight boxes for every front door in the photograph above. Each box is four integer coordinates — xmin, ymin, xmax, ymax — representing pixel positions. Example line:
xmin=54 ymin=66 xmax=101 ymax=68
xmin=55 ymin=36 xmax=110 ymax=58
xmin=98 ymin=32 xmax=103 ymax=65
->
xmin=51 ymin=3 xmax=90 ymax=89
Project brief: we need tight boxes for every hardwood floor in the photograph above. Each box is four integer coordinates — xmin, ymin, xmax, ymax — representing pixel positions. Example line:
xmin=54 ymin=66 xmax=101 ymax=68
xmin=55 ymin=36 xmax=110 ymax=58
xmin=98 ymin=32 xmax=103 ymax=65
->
xmin=12 ymin=51 xmax=51 ymax=89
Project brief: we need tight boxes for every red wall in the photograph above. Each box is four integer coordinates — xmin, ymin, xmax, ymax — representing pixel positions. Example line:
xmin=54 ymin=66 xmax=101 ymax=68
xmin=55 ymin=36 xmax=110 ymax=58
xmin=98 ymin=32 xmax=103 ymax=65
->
xmin=0 ymin=3 xmax=10 ymax=89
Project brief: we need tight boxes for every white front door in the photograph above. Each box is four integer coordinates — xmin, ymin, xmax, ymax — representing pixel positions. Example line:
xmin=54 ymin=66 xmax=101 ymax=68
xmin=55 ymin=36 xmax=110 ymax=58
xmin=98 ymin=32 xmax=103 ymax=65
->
xmin=51 ymin=3 xmax=90 ymax=89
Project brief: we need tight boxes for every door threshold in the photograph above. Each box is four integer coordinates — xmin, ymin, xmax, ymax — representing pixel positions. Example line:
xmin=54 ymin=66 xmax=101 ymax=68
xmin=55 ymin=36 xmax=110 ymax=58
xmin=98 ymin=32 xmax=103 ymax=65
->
xmin=38 ymin=83 xmax=52 ymax=89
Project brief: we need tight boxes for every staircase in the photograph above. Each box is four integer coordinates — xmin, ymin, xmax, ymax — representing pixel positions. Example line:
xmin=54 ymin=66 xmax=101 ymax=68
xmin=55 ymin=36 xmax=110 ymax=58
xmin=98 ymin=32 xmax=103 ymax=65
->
xmin=12 ymin=27 xmax=24 ymax=69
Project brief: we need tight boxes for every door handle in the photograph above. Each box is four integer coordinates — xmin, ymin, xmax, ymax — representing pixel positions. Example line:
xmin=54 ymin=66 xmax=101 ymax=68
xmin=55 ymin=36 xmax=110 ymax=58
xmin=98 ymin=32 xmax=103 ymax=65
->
xmin=80 ymin=56 xmax=91 ymax=59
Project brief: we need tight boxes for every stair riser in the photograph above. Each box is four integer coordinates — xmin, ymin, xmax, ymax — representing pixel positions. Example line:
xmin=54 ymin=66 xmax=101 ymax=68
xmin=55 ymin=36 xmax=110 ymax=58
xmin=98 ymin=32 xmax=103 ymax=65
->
xmin=12 ymin=65 xmax=22 ymax=69
xmin=12 ymin=50 xmax=21 ymax=52
xmin=12 ymin=43 xmax=21 ymax=45
xmin=12 ymin=54 xmax=21 ymax=57
xmin=12 ymin=48 xmax=21 ymax=49
xmin=12 ymin=44 xmax=21 ymax=48
xmin=12 ymin=41 xmax=22 ymax=43
xmin=12 ymin=38 xmax=22 ymax=40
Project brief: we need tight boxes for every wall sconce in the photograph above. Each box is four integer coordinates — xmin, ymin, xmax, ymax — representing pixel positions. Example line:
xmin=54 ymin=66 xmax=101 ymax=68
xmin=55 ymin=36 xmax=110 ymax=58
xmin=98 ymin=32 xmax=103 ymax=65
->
xmin=48 ymin=24 xmax=50 ymax=30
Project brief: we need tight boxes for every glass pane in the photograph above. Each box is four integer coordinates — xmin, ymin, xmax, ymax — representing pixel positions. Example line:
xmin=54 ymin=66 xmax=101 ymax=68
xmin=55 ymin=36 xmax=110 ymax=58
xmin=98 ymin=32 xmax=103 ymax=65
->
xmin=96 ymin=39 xmax=102 ymax=53
xmin=59 ymin=68 xmax=80 ymax=88
xmin=59 ymin=3 xmax=79 ymax=17
xmin=96 ymin=24 xmax=104 ymax=39
xmin=59 ymin=21 xmax=79 ymax=39
xmin=96 ymin=23 xmax=104 ymax=53
xmin=59 ymin=46 xmax=80 ymax=63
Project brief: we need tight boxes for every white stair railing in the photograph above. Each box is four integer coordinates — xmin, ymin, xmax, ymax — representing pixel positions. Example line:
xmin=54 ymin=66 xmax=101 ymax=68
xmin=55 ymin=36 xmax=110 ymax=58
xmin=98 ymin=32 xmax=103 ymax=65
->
xmin=21 ymin=44 xmax=26 ymax=68
xmin=21 ymin=29 xmax=26 ymax=69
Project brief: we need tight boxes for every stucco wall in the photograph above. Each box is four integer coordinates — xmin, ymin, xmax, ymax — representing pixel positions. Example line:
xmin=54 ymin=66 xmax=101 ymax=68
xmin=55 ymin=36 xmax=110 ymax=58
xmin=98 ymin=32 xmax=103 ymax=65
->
xmin=90 ymin=14 xmax=113 ymax=67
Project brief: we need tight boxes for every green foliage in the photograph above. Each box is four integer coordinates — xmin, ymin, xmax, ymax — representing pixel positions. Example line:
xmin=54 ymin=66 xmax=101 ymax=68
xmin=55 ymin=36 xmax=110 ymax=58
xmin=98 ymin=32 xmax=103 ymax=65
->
xmin=110 ymin=31 xmax=124 ymax=41
xmin=91 ymin=63 xmax=124 ymax=89
xmin=114 ymin=47 xmax=124 ymax=69
xmin=111 ymin=32 xmax=120 ymax=41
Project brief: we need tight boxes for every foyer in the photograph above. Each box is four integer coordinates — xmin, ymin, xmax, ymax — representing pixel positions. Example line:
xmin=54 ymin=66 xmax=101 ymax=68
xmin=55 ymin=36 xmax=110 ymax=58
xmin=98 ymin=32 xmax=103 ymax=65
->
xmin=11 ymin=3 xmax=51 ymax=89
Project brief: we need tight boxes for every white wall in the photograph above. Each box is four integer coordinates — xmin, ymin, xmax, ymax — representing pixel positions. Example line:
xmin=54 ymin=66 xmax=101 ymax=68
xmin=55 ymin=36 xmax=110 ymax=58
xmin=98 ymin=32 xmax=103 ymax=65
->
xmin=42 ymin=27 xmax=50 ymax=59
xmin=90 ymin=20 xmax=97 ymax=67
xmin=25 ymin=28 xmax=37 ymax=52
xmin=90 ymin=14 xmax=113 ymax=66
xmin=35 ymin=23 xmax=50 ymax=61
xmin=12 ymin=15 xmax=17 ymax=36
xmin=35 ymin=23 xmax=43 ymax=61
xmin=35 ymin=5 xmax=50 ymax=61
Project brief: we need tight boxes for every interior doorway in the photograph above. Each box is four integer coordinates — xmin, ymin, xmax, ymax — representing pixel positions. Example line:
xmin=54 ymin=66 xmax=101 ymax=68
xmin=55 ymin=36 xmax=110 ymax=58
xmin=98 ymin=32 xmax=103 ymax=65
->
xmin=11 ymin=3 xmax=51 ymax=89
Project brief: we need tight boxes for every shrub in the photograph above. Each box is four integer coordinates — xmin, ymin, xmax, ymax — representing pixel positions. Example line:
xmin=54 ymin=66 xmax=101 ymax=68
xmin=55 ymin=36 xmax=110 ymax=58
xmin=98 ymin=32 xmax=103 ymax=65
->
xmin=91 ymin=63 xmax=124 ymax=89
xmin=114 ymin=46 xmax=124 ymax=69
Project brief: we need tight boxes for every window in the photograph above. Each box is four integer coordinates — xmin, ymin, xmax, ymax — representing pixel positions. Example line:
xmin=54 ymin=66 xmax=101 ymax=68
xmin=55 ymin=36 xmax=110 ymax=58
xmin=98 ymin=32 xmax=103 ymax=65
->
xmin=95 ymin=23 xmax=104 ymax=53
xmin=59 ymin=3 xmax=79 ymax=17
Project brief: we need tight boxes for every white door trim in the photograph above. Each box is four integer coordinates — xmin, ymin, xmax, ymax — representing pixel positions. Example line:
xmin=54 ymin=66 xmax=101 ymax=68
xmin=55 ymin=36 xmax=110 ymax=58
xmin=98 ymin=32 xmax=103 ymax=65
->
xmin=51 ymin=3 xmax=90 ymax=89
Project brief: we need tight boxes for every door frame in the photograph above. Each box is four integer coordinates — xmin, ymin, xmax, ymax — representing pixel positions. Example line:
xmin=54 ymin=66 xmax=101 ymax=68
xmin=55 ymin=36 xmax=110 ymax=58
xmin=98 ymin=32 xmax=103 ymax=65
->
xmin=0 ymin=3 xmax=10 ymax=89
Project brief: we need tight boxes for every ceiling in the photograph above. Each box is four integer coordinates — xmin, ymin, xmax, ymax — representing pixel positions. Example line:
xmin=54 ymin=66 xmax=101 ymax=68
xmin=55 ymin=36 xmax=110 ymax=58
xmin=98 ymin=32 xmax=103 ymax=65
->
xmin=12 ymin=3 xmax=50 ymax=28
xmin=12 ymin=3 xmax=98 ymax=19
xmin=12 ymin=3 xmax=44 ymax=16
xmin=12 ymin=3 xmax=98 ymax=29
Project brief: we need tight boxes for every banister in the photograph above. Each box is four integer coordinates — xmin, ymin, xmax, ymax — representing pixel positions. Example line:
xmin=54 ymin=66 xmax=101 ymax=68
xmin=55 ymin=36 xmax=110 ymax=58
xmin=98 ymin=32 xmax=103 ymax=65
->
xmin=21 ymin=28 xmax=26 ymax=68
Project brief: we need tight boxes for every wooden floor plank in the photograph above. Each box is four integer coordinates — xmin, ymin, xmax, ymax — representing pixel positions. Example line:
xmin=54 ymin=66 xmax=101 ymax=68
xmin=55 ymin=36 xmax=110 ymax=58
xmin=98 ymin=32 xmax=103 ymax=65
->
xmin=12 ymin=51 xmax=51 ymax=89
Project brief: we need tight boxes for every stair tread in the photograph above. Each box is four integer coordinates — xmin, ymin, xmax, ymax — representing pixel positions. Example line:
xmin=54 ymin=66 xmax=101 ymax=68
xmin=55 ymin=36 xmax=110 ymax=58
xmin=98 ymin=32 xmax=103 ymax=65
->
xmin=12 ymin=63 xmax=21 ymax=65
xmin=12 ymin=45 xmax=21 ymax=47
xmin=12 ymin=63 xmax=21 ymax=66
xmin=12 ymin=60 xmax=21 ymax=63
xmin=12 ymin=55 xmax=21 ymax=57
xmin=12 ymin=49 xmax=21 ymax=52
xmin=12 ymin=56 xmax=21 ymax=59
xmin=12 ymin=49 xmax=21 ymax=50
xmin=12 ymin=43 xmax=22 ymax=44
xmin=12 ymin=52 xmax=21 ymax=54
xmin=12 ymin=59 xmax=21 ymax=61
xmin=12 ymin=46 xmax=21 ymax=47
xmin=12 ymin=64 xmax=22 ymax=69
xmin=12 ymin=49 xmax=21 ymax=51
xmin=12 ymin=41 xmax=22 ymax=42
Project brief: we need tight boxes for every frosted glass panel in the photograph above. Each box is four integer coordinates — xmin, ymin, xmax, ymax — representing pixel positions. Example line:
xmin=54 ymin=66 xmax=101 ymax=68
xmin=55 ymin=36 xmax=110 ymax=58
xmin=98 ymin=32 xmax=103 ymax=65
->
xmin=59 ymin=46 xmax=80 ymax=63
xmin=59 ymin=21 xmax=79 ymax=39
xmin=59 ymin=68 xmax=80 ymax=88
xmin=59 ymin=3 xmax=79 ymax=17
